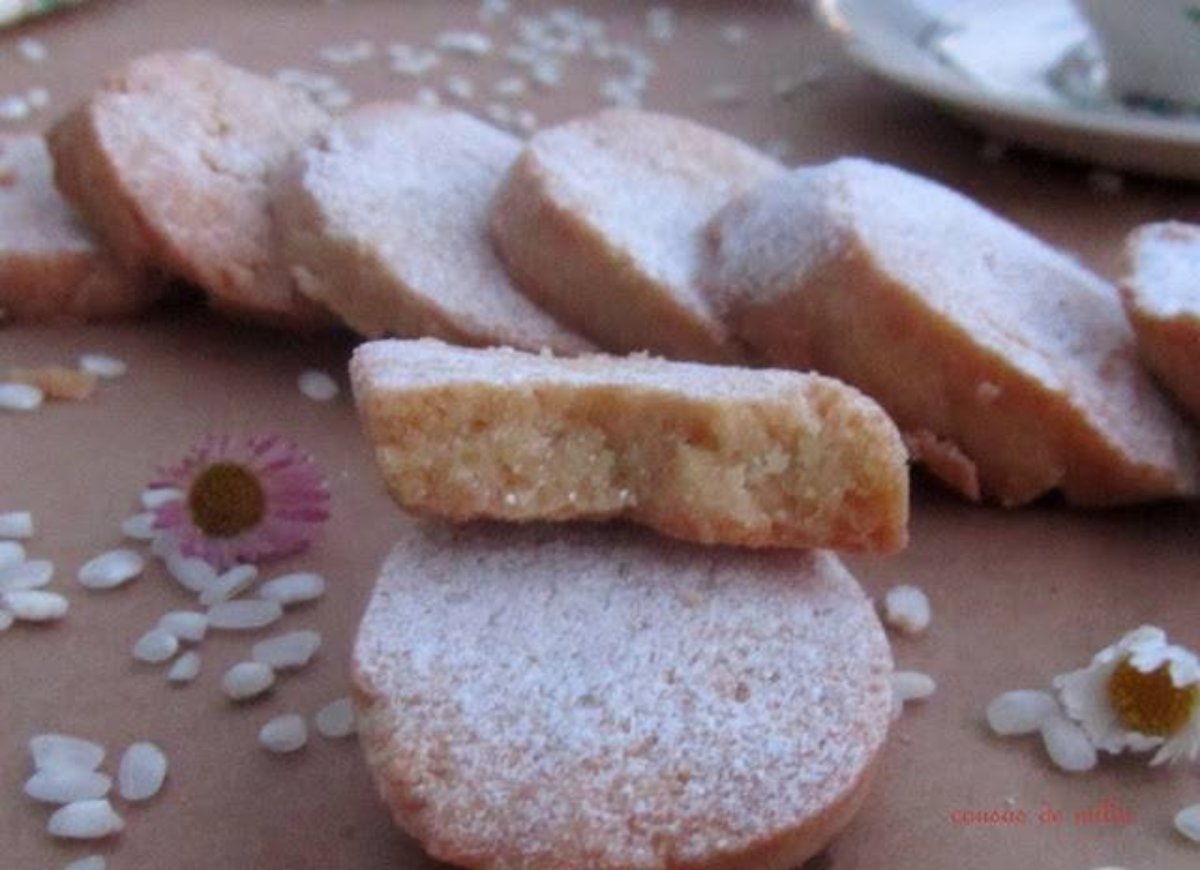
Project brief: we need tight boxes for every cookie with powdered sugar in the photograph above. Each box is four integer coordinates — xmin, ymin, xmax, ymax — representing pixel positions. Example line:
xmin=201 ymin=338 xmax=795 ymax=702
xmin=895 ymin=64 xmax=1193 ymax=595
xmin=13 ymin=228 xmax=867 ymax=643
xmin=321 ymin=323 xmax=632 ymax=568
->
xmin=490 ymin=109 xmax=782 ymax=363
xmin=1120 ymin=222 xmax=1200 ymax=423
xmin=276 ymin=103 xmax=591 ymax=354
xmin=354 ymin=522 xmax=893 ymax=870
xmin=0 ymin=134 xmax=151 ymax=323
xmin=48 ymin=52 xmax=330 ymax=329
xmin=706 ymin=158 xmax=1199 ymax=507
xmin=351 ymin=338 xmax=909 ymax=554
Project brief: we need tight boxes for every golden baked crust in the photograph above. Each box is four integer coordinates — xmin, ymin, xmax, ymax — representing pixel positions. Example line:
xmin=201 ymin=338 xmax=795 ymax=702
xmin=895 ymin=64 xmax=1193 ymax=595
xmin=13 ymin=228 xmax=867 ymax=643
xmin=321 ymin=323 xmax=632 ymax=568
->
xmin=0 ymin=134 xmax=151 ymax=323
xmin=1121 ymin=222 xmax=1200 ymax=422
xmin=351 ymin=339 xmax=910 ymax=554
xmin=48 ymin=52 xmax=330 ymax=329
xmin=490 ymin=109 xmax=782 ymax=363
xmin=707 ymin=158 xmax=1199 ymax=507
xmin=354 ymin=523 xmax=893 ymax=870
xmin=276 ymin=102 xmax=591 ymax=353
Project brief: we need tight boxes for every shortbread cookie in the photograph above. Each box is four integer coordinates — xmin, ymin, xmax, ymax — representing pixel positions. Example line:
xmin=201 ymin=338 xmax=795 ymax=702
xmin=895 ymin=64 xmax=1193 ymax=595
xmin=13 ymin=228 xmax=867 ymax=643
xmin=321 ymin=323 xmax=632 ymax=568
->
xmin=490 ymin=109 xmax=782 ymax=362
xmin=355 ymin=522 xmax=893 ymax=870
xmin=706 ymin=158 xmax=1199 ymax=507
xmin=277 ymin=104 xmax=591 ymax=354
xmin=48 ymin=52 xmax=330 ymax=328
xmin=0 ymin=135 xmax=150 ymax=323
xmin=1121 ymin=222 xmax=1200 ymax=421
xmin=351 ymin=339 xmax=909 ymax=553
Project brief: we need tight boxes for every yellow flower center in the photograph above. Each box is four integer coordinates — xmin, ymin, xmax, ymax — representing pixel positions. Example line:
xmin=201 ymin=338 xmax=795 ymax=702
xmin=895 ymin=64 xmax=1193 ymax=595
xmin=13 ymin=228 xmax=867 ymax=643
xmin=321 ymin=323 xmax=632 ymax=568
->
xmin=187 ymin=462 xmax=265 ymax=538
xmin=1107 ymin=658 xmax=1198 ymax=737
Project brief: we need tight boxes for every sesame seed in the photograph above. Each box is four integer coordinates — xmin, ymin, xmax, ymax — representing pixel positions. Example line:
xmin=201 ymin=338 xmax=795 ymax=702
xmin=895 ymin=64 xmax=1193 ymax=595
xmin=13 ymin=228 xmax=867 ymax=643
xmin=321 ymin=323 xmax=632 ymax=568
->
xmin=47 ymin=799 xmax=124 ymax=840
xmin=0 ymin=382 xmax=43 ymax=411
xmin=259 ymin=714 xmax=308 ymax=753
xmin=297 ymin=369 xmax=339 ymax=402
xmin=78 ymin=549 xmax=145 ymax=591
xmin=78 ymin=354 xmax=127 ymax=379
xmin=222 ymin=661 xmax=276 ymax=701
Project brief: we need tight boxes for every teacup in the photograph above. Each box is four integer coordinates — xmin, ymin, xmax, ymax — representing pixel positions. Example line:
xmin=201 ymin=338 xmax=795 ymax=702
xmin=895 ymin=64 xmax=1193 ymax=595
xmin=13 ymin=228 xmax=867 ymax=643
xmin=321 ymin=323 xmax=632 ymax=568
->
xmin=1072 ymin=0 xmax=1200 ymax=107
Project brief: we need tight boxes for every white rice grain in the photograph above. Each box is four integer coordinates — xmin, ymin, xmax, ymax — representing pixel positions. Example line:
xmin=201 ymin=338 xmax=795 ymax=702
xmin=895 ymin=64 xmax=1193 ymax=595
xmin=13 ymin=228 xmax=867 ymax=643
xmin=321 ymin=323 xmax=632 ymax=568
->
xmin=252 ymin=630 xmax=321 ymax=670
xmin=47 ymin=799 xmax=124 ymax=840
xmin=883 ymin=584 xmax=932 ymax=634
xmin=0 ymin=559 xmax=54 ymax=591
xmin=986 ymin=690 xmax=1058 ymax=736
xmin=258 ymin=572 xmax=326 ymax=607
xmin=222 ymin=661 xmax=276 ymax=701
xmin=157 ymin=611 xmax=208 ymax=643
xmin=132 ymin=628 xmax=179 ymax=664
xmin=207 ymin=599 xmax=283 ymax=631
xmin=63 ymin=856 xmax=106 ymax=870
xmin=892 ymin=670 xmax=937 ymax=703
xmin=0 ymin=95 xmax=31 ymax=122
xmin=3 ymin=590 xmax=68 ymax=622
xmin=17 ymin=37 xmax=48 ymax=62
xmin=259 ymin=714 xmax=308 ymax=753
xmin=314 ymin=697 xmax=356 ymax=739
xmin=0 ymin=383 xmax=44 ymax=411
xmin=1176 ymin=803 xmax=1200 ymax=843
xmin=166 ymin=553 xmax=217 ymax=594
xmin=167 ymin=651 xmax=201 ymax=684
xmin=24 ymin=768 xmax=112 ymax=804
xmin=30 ymin=734 xmax=104 ymax=771
xmin=0 ymin=540 xmax=25 ymax=567
xmin=199 ymin=564 xmax=259 ymax=606
xmin=297 ymin=369 xmax=339 ymax=402
xmin=78 ymin=549 xmax=145 ymax=591
xmin=1040 ymin=714 xmax=1098 ymax=772
xmin=120 ymin=512 xmax=158 ymax=541
xmin=0 ymin=510 xmax=34 ymax=539
xmin=117 ymin=742 xmax=167 ymax=802
xmin=140 ymin=487 xmax=182 ymax=510
xmin=78 ymin=354 xmax=127 ymax=379
xmin=25 ymin=87 xmax=49 ymax=110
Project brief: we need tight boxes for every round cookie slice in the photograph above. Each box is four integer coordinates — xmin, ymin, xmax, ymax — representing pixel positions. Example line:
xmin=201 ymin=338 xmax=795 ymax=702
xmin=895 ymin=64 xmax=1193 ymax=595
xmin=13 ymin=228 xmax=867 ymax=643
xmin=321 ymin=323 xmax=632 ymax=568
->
xmin=354 ymin=522 xmax=893 ymax=870
xmin=48 ymin=52 xmax=331 ymax=329
xmin=0 ymin=134 xmax=151 ymax=323
xmin=490 ymin=109 xmax=782 ymax=362
xmin=276 ymin=103 xmax=591 ymax=354
xmin=1121 ymin=222 xmax=1200 ymax=423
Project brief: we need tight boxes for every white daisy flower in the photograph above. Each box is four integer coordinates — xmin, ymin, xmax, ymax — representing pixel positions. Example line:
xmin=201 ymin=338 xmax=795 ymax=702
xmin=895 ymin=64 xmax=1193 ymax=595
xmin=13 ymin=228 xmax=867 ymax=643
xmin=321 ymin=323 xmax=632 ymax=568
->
xmin=1053 ymin=626 xmax=1200 ymax=766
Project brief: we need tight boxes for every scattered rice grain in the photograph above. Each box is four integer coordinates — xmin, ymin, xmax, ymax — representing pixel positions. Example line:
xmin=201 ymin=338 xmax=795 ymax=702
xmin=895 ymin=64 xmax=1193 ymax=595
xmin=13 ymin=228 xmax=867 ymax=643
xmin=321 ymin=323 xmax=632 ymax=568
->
xmin=117 ymin=742 xmax=167 ymax=802
xmin=166 ymin=553 xmax=217 ymax=594
xmin=892 ymin=670 xmax=937 ymax=703
xmin=207 ymin=599 xmax=283 ymax=631
xmin=30 ymin=734 xmax=104 ymax=771
xmin=986 ymin=689 xmax=1058 ymax=736
xmin=78 ymin=549 xmax=145 ymax=591
xmin=314 ymin=697 xmax=356 ymax=739
xmin=17 ymin=37 xmax=48 ymax=62
xmin=222 ymin=661 xmax=276 ymax=701
xmin=199 ymin=564 xmax=259 ymax=606
xmin=3 ymin=589 xmax=68 ymax=622
xmin=883 ymin=584 xmax=932 ymax=634
xmin=436 ymin=30 xmax=493 ymax=57
xmin=24 ymin=768 xmax=112 ymax=804
xmin=258 ymin=572 xmax=325 ymax=607
xmin=297 ymin=369 xmax=339 ymax=402
xmin=63 ymin=856 xmax=106 ymax=870
xmin=0 ymin=510 xmax=34 ymax=539
xmin=47 ymin=799 xmax=124 ymax=840
xmin=78 ymin=354 xmax=127 ymax=379
xmin=120 ymin=512 xmax=157 ymax=541
xmin=1040 ymin=714 xmax=1098 ymax=772
xmin=1175 ymin=803 xmax=1200 ymax=843
xmin=167 ymin=651 xmax=201 ymax=684
xmin=132 ymin=628 xmax=179 ymax=664
xmin=259 ymin=714 xmax=308 ymax=753
xmin=0 ymin=540 xmax=25 ymax=567
xmin=0 ymin=559 xmax=53 ymax=591
xmin=141 ymin=487 xmax=182 ymax=510
xmin=0 ymin=95 xmax=32 ymax=122
xmin=252 ymin=630 xmax=321 ymax=670
xmin=157 ymin=611 xmax=207 ymax=643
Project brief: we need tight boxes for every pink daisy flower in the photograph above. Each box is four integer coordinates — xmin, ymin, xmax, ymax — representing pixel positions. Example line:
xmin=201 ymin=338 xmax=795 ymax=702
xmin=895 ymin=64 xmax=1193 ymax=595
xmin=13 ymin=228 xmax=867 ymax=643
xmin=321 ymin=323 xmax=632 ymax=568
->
xmin=151 ymin=434 xmax=330 ymax=570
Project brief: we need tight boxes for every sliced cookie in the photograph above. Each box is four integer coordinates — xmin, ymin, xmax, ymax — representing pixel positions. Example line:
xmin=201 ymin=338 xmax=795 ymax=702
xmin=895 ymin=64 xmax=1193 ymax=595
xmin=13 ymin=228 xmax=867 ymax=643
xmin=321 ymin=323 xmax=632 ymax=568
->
xmin=48 ymin=51 xmax=330 ymax=329
xmin=1121 ymin=222 xmax=1200 ymax=422
xmin=706 ymin=158 xmax=1198 ymax=507
xmin=354 ymin=522 xmax=893 ymax=870
xmin=0 ymin=134 xmax=150 ymax=323
xmin=351 ymin=339 xmax=909 ymax=553
xmin=277 ymin=103 xmax=591 ymax=353
xmin=490 ymin=109 xmax=782 ymax=362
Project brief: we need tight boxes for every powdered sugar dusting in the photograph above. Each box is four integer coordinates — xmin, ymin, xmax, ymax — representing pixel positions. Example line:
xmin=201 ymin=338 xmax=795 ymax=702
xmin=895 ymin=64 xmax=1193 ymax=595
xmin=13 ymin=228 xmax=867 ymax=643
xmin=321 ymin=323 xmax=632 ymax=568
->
xmin=355 ymin=523 xmax=892 ymax=866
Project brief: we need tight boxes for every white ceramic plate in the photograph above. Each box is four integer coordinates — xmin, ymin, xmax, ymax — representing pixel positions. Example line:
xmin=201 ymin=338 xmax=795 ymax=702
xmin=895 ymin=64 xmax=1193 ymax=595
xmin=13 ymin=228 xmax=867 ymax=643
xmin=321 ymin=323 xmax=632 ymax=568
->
xmin=816 ymin=0 xmax=1200 ymax=181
